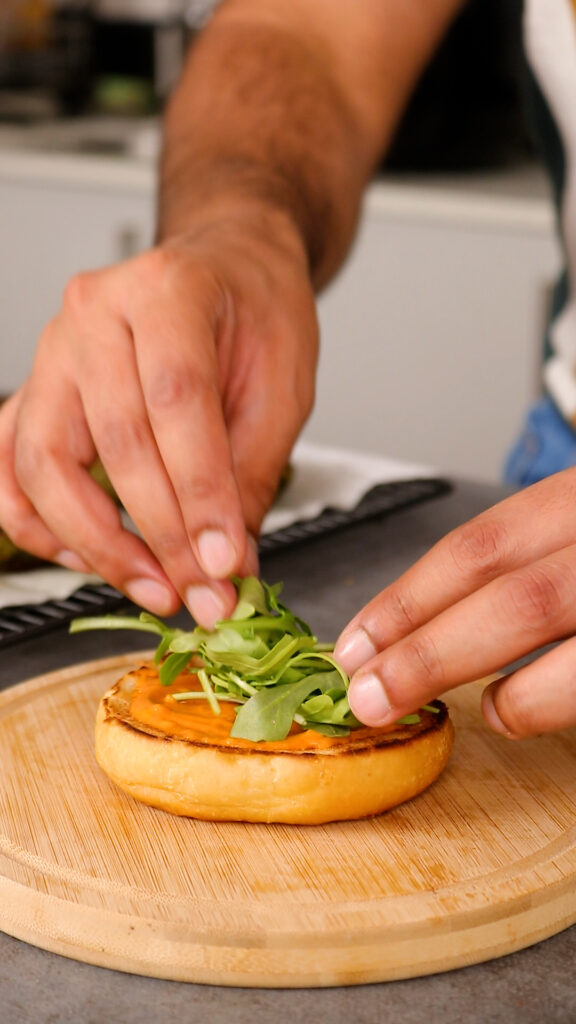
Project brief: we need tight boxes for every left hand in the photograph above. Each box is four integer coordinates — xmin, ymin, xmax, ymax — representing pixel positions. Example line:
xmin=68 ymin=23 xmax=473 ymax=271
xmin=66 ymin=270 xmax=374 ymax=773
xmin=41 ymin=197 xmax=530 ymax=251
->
xmin=334 ymin=468 xmax=576 ymax=738
xmin=0 ymin=210 xmax=318 ymax=628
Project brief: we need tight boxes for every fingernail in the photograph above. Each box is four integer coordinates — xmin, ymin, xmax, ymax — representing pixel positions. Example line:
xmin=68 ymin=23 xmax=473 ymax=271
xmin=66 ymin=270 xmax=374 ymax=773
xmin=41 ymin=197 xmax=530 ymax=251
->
xmin=186 ymin=584 xmax=227 ymax=629
xmin=55 ymin=549 xmax=92 ymax=573
xmin=334 ymin=627 xmax=378 ymax=676
xmin=125 ymin=578 xmax=174 ymax=615
xmin=196 ymin=529 xmax=237 ymax=578
xmin=482 ymin=687 xmax=514 ymax=738
xmin=348 ymin=673 xmax=393 ymax=726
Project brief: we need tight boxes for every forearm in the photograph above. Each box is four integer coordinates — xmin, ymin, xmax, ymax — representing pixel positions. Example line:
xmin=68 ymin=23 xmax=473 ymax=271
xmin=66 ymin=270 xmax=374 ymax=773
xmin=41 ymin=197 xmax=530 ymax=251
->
xmin=158 ymin=0 xmax=465 ymax=288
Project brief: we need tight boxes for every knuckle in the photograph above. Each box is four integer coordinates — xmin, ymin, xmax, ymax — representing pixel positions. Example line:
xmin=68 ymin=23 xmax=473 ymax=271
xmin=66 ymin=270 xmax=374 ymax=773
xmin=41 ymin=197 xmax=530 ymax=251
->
xmin=136 ymin=245 xmax=222 ymax=305
xmin=134 ymin=246 xmax=178 ymax=288
xmin=62 ymin=271 xmax=98 ymax=316
xmin=383 ymin=585 xmax=422 ymax=636
xmin=150 ymin=529 xmax=187 ymax=561
xmin=178 ymin=474 xmax=220 ymax=506
xmin=501 ymin=564 xmax=572 ymax=630
xmin=3 ymin=512 xmax=35 ymax=550
xmin=14 ymin=436 xmax=47 ymax=485
xmin=447 ymin=517 xmax=512 ymax=581
xmin=146 ymin=366 xmax=212 ymax=412
xmin=95 ymin=417 xmax=149 ymax=466
xmin=397 ymin=631 xmax=445 ymax=690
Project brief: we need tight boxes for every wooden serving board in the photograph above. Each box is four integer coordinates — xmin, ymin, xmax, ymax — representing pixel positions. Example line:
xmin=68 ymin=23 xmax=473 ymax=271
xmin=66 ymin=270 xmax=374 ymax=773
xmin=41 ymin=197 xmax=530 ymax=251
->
xmin=1 ymin=653 xmax=576 ymax=988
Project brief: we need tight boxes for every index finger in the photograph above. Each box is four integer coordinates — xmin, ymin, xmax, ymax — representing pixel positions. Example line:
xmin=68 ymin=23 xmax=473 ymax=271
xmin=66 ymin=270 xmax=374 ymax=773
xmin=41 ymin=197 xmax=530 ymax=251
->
xmin=345 ymin=542 xmax=576 ymax=726
xmin=334 ymin=469 xmax=576 ymax=678
xmin=125 ymin=257 xmax=253 ymax=575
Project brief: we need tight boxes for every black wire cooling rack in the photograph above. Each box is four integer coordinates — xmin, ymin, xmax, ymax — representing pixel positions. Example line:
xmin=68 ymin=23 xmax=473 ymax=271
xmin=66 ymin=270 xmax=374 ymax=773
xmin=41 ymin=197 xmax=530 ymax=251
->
xmin=0 ymin=476 xmax=451 ymax=648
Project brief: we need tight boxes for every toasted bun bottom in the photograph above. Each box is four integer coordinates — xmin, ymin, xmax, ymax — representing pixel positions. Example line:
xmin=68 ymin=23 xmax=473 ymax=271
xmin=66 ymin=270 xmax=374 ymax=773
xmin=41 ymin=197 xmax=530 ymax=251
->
xmin=95 ymin=693 xmax=454 ymax=825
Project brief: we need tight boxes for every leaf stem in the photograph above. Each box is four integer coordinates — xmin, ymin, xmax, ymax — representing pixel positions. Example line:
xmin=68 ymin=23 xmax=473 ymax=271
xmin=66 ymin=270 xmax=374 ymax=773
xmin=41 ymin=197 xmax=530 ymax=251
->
xmin=69 ymin=615 xmax=164 ymax=636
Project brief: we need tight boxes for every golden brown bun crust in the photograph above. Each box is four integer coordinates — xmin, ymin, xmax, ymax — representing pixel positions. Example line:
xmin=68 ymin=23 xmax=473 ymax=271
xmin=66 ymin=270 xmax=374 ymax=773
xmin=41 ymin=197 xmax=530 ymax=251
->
xmin=95 ymin=669 xmax=454 ymax=824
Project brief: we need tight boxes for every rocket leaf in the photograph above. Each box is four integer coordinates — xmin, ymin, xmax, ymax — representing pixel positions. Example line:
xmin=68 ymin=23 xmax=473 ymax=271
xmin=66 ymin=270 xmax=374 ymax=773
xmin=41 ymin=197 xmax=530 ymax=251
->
xmin=70 ymin=577 xmax=431 ymax=742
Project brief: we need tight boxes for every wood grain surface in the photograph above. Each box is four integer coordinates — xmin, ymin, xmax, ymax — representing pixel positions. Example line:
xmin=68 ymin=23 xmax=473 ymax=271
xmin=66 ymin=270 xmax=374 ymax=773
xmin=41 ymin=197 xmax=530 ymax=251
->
xmin=1 ymin=652 xmax=576 ymax=988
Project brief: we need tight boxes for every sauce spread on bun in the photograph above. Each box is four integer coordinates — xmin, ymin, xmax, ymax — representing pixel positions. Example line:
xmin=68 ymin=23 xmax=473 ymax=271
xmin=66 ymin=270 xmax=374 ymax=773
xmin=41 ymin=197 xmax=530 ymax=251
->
xmin=74 ymin=577 xmax=454 ymax=822
xmin=118 ymin=664 xmax=447 ymax=754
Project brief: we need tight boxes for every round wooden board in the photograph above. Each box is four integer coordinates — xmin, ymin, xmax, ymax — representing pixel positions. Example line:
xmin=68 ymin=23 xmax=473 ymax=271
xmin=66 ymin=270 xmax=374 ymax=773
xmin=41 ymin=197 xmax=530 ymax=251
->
xmin=1 ymin=652 xmax=576 ymax=988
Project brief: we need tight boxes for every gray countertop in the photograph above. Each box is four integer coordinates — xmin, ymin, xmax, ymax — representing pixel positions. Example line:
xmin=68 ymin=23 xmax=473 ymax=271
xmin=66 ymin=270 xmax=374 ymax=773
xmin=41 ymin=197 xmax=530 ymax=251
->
xmin=1 ymin=478 xmax=575 ymax=1024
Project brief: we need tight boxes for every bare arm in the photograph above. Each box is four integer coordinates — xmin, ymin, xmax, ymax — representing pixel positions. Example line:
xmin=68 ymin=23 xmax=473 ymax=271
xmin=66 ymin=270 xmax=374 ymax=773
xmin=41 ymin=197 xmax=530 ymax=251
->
xmin=160 ymin=0 xmax=466 ymax=287
xmin=0 ymin=0 xmax=464 ymax=627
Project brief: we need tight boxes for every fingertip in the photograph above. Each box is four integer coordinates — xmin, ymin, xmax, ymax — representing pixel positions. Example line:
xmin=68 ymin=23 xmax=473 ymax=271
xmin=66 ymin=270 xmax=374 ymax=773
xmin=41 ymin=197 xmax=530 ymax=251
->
xmin=124 ymin=578 xmax=179 ymax=617
xmin=481 ymin=681 xmax=517 ymax=739
xmin=334 ymin=626 xmax=378 ymax=677
xmin=348 ymin=673 xmax=394 ymax=727
xmin=185 ymin=580 xmax=237 ymax=629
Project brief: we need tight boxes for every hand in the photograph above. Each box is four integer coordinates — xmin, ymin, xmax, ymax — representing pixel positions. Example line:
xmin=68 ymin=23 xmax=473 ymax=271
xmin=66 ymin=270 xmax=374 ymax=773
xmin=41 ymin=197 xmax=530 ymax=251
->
xmin=0 ymin=210 xmax=318 ymax=626
xmin=334 ymin=468 xmax=576 ymax=738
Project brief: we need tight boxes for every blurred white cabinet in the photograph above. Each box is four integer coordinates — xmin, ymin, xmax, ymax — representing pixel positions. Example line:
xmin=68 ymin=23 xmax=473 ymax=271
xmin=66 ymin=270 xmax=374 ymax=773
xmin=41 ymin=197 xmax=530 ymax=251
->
xmin=0 ymin=153 xmax=154 ymax=393
xmin=308 ymin=168 xmax=560 ymax=482
xmin=0 ymin=150 xmax=560 ymax=482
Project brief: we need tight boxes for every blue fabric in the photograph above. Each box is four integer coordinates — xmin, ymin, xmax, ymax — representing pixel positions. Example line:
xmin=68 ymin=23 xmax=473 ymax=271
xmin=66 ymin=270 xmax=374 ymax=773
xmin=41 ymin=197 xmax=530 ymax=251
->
xmin=504 ymin=397 xmax=576 ymax=487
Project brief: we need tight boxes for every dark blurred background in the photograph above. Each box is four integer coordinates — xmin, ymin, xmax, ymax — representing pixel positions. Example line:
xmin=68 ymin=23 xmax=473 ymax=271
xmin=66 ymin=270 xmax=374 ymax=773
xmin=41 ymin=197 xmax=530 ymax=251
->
xmin=0 ymin=0 xmax=532 ymax=172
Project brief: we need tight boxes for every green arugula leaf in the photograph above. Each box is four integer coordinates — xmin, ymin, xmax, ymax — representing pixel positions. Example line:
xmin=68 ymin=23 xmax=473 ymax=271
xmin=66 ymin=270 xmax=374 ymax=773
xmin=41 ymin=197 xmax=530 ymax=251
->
xmin=159 ymin=650 xmax=195 ymax=688
xmin=302 ymin=722 xmax=352 ymax=738
xmin=230 ymin=676 xmax=325 ymax=742
xmin=69 ymin=576 xmax=437 ymax=744
xmin=299 ymin=694 xmax=334 ymax=719
xmin=196 ymin=668 xmax=220 ymax=715
xmin=230 ymin=575 xmax=269 ymax=618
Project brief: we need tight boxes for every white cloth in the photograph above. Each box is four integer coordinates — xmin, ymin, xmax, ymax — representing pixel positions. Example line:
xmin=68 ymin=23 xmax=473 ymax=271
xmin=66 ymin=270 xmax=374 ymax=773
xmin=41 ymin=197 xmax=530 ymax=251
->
xmin=0 ymin=568 xmax=102 ymax=610
xmin=261 ymin=441 xmax=435 ymax=533
xmin=0 ymin=442 xmax=436 ymax=610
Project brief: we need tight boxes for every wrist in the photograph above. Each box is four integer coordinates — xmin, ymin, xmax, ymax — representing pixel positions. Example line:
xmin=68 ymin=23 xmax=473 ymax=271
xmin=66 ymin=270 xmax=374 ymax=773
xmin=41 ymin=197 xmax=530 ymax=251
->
xmin=157 ymin=184 xmax=313 ymax=281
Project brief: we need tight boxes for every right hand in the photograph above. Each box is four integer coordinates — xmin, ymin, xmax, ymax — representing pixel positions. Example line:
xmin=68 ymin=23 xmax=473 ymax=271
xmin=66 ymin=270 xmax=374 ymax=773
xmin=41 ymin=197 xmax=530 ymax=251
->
xmin=335 ymin=466 xmax=576 ymax=740
xmin=0 ymin=209 xmax=319 ymax=626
